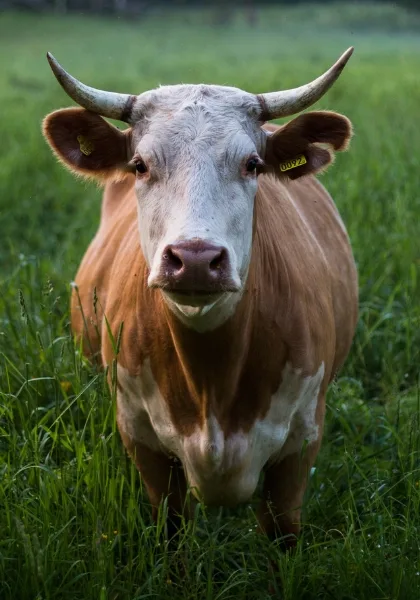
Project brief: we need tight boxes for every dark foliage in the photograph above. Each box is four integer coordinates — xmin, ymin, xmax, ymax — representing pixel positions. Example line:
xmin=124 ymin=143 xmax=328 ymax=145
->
xmin=1 ymin=0 xmax=417 ymax=16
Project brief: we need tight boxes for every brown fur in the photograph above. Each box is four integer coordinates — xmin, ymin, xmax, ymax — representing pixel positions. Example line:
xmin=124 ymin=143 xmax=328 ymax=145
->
xmin=42 ymin=108 xmax=132 ymax=182
xmin=44 ymin=110 xmax=358 ymax=545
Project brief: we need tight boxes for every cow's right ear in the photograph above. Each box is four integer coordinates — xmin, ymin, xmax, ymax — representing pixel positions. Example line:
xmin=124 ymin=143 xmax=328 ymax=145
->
xmin=42 ymin=107 xmax=132 ymax=182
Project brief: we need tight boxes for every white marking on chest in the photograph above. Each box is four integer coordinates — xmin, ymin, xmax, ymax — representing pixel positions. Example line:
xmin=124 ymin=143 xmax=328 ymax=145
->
xmin=116 ymin=360 xmax=324 ymax=506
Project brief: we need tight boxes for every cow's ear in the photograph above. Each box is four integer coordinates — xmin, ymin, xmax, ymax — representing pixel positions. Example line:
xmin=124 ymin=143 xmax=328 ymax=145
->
xmin=264 ymin=111 xmax=352 ymax=181
xmin=42 ymin=107 xmax=132 ymax=182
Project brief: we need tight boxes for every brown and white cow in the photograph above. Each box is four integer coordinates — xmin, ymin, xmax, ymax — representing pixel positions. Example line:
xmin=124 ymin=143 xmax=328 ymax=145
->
xmin=43 ymin=49 xmax=358 ymax=547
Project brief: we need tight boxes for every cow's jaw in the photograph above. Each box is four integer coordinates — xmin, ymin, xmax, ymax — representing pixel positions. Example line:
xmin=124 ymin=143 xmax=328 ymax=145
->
xmin=163 ymin=289 xmax=242 ymax=333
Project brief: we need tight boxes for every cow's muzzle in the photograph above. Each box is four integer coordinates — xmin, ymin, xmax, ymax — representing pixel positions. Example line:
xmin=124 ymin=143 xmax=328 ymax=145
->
xmin=149 ymin=240 xmax=240 ymax=300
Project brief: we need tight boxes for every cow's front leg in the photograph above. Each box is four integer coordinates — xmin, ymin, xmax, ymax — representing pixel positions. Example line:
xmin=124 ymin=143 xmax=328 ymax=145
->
xmin=257 ymin=439 xmax=321 ymax=550
xmin=118 ymin=432 xmax=190 ymax=541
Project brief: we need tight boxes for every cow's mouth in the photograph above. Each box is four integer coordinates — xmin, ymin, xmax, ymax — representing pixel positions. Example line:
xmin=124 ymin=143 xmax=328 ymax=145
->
xmin=164 ymin=289 xmax=225 ymax=308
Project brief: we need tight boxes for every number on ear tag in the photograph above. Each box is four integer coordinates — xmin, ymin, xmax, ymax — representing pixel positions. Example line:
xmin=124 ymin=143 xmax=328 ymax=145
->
xmin=279 ymin=155 xmax=307 ymax=172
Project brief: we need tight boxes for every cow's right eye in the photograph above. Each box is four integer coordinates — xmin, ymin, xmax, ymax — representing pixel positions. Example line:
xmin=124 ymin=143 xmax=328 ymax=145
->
xmin=135 ymin=160 xmax=148 ymax=175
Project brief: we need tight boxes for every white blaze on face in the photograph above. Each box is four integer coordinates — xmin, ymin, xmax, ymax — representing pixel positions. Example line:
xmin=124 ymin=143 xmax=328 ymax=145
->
xmin=129 ymin=85 xmax=265 ymax=329
xmin=116 ymin=361 xmax=325 ymax=507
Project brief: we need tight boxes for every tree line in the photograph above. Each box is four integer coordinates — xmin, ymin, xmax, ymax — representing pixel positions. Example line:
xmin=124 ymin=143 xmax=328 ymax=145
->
xmin=0 ymin=0 xmax=417 ymax=15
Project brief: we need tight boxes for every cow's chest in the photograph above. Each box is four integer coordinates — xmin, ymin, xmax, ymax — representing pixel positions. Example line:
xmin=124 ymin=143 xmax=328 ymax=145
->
xmin=116 ymin=360 xmax=325 ymax=506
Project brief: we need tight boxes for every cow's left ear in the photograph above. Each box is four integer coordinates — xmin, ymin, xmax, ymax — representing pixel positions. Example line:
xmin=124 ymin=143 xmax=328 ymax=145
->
xmin=263 ymin=111 xmax=353 ymax=181
xmin=42 ymin=107 xmax=132 ymax=182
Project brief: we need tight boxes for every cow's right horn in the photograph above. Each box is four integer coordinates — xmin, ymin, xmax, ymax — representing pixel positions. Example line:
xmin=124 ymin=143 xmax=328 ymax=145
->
xmin=46 ymin=52 xmax=137 ymax=123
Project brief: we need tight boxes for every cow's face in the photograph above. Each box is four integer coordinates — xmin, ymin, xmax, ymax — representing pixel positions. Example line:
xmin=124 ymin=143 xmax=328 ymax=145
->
xmin=128 ymin=86 xmax=265 ymax=327
xmin=43 ymin=49 xmax=353 ymax=330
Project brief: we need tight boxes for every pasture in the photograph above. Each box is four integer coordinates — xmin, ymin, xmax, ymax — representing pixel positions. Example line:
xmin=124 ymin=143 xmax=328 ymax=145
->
xmin=1 ymin=3 xmax=420 ymax=599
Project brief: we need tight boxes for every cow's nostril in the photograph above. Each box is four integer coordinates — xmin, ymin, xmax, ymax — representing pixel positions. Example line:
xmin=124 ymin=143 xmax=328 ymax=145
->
xmin=209 ymin=249 xmax=226 ymax=271
xmin=164 ymin=248 xmax=183 ymax=271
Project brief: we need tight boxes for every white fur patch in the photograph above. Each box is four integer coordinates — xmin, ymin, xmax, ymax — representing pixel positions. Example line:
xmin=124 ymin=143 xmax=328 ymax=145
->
xmin=130 ymin=85 xmax=264 ymax=331
xmin=117 ymin=360 xmax=324 ymax=506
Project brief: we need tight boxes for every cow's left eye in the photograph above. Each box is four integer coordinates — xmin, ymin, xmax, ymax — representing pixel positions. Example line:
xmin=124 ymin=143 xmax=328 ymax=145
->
xmin=245 ymin=157 xmax=260 ymax=173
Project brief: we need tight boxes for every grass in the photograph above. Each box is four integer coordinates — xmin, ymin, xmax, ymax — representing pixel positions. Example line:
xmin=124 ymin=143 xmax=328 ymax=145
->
xmin=1 ymin=3 xmax=420 ymax=598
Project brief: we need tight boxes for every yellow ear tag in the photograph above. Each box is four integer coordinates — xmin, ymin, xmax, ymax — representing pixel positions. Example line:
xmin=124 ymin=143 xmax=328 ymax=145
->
xmin=77 ymin=134 xmax=95 ymax=156
xmin=279 ymin=155 xmax=307 ymax=172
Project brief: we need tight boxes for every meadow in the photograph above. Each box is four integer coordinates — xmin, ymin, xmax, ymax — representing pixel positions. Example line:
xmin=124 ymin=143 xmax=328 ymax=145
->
xmin=1 ymin=3 xmax=420 ymax=599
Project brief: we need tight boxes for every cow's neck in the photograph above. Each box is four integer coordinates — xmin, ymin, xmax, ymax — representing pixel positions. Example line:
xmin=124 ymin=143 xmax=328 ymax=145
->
xmin=162 ymin=286 xmax=256 ymax=413
xmin=137 ymin=233 xmax=289 ymax=435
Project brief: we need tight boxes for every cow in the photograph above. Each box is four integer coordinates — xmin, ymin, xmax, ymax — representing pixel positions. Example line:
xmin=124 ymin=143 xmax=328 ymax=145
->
xmin=42 ymin=48 xmax=358 ymax=549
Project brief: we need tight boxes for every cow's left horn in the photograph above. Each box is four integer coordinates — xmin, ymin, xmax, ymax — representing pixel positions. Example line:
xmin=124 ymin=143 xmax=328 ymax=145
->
xmin=46 ymin=52 xmax=137 ymax=123
xmin=257 ymin=47 xmax=354 ymax=121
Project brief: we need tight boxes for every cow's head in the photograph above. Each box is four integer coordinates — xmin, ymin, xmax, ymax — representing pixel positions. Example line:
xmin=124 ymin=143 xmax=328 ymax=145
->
xmin=43 ymin=49 xmax=353 ymax=331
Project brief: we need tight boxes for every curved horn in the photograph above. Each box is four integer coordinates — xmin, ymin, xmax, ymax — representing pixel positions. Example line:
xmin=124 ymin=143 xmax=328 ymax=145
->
xmin=257 ymin=47 xmax=354 ymax=121
xmin=46 ymin=52 xmax=137 ymax=123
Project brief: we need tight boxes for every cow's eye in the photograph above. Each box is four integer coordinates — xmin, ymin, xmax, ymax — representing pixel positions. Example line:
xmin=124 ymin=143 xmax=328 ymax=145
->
xmin=245 ymin=157 xmax=260 ymax=173
xmin=135 ymin=160 xmax=148 ymax=175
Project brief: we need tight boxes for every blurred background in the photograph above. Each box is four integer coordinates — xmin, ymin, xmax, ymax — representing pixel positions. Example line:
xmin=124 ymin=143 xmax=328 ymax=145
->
xmin=1 ymin=2 xmax=420 ymax=599
xmin=0 ymin=0 xmax=419 ymax=17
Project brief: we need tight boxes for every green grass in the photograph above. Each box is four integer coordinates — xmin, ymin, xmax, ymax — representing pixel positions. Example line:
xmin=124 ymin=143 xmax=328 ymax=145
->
xmin=1 ymin=3 xmax=420 ymax=599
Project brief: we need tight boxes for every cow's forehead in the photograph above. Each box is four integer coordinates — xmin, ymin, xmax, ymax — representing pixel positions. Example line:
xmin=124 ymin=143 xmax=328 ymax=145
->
xmin=130 ymin=83 xmax=261 ymax=123
xmin=130 ymin=84 xmax=264 ymax=154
